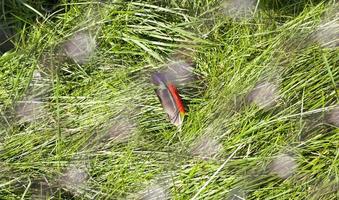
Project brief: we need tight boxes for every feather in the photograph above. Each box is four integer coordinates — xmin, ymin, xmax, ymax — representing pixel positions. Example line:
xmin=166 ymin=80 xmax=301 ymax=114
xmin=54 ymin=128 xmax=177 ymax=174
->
xmin=155 ymin=60 xmax=194 ymax=86
xmin=152 ymin=73 xmax=185 ymax=127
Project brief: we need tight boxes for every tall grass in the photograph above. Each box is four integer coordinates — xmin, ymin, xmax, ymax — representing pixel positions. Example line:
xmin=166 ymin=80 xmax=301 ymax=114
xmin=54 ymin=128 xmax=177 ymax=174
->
xmin=0 ymin=0 xmax=338 ymax=199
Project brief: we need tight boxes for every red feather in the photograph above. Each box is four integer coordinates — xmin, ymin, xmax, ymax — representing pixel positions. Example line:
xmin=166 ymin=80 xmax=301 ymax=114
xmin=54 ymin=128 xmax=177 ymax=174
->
xmin=167 ymin=83 xmax=185 ymax=114
xmin=152 ymin=73 xmax=185 ymax=126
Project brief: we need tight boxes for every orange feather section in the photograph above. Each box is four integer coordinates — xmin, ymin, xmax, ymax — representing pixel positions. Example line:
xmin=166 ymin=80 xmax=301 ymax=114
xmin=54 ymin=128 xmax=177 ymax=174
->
xmin=167 ymin=83 xmax=185 ymax=114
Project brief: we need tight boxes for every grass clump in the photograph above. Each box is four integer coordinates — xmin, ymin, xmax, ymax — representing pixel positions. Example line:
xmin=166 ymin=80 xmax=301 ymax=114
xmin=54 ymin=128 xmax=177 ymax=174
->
xmin=0 ymin=0 xmax=338 ymax=199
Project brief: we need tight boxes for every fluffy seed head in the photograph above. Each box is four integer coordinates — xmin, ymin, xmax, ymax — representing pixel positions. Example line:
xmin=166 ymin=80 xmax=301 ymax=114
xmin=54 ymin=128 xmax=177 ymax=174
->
xmin=228 ymin=188 xmax=246 ymax=200
xmin=31 ymin=180 xmax=55 ymax=199
xmin=247 ymin=82 xmax=279 ymax=109
xmin=138 ymin=184 xmax=168 ymax=200
xmin=325 ymin=106 xmax=339 ymax=127
xmin=133 ymin=173 xmax=174 ymax=200
xmin=313 ymin=20 xmax=339 ymax=48
xmin=221 ymin=0 xmax=257 ymax=19
xmin=105 ymin=117 xmax=136 ymax=142
xmin=311 ymin=6 xmax=339 ymax=48
xmin=157 ymin=60 xmax=195 ymax=86
xmin=59 ymin=165 xmax=89 ymax=191
xmin=39 ymin=52 xmax=66 ymax=71
xmin=15 ymin=100 xmax=45 ymax=123
xmin=190 ymin=136 xmax=222 ymax=159
xmin=62 ymin=31 xmax=96 ymax=64
xmin=269 ymin=154 xmax=297 ymax=179
xmin=15 ymin=70 xmax=50 ymax=123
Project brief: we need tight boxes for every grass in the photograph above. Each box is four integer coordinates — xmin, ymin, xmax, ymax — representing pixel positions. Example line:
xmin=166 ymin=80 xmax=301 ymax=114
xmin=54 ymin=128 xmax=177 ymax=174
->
xmin=0 ymin=0 xmax=338 ymax=199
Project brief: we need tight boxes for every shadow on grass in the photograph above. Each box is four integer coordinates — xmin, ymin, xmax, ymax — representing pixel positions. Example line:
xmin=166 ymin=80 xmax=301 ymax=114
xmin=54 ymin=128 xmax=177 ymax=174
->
xmin=260 ymin=0 xmax=325 ymax=16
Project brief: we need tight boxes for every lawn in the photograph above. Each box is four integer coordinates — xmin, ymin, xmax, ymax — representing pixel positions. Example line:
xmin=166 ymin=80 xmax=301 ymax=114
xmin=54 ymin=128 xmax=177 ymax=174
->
xmin=0 ymin=0 xmax=338 ymax=199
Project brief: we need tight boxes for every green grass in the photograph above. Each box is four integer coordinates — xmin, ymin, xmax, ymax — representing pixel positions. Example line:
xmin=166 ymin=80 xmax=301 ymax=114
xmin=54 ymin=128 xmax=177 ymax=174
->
xmin=0 ymin=0 xmax=338 ymax=199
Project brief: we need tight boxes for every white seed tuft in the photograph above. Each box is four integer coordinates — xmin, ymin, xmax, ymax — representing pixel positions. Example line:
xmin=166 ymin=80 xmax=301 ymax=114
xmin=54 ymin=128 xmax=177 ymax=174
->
xmin=190 ymin=136 xmax=222 ymax=159
xmin=59 ymin=165 xmax=89 ymax=191
xmin=269 ymin=154 xmax=297 ymax=179
xmin=325 ymin=106 xmax=339 ymax=127
xmin=228 ymin=188 xmax=246 ymax=200
xmin=311 ymin=6 xmax=339 ymax=48
xmin=138 ymin=184 xmax=168 ymax=200
xmin=62 ymin=31 xmax=96 ymax=64
xmin=158 ymin=60 xmax=195 ymax=86
xmin=105 ymin=117 xmax=136 ymax=142
xmin=247 ymin=82 xmax=279 ymax=109
xmin=313 ymin=20 xmax=339 ymax=48
xmin=132 ymin=173 xmax=174 ymax=200
xmin=15 ymin=100 xmax=45 ymax=123
xmin=221 ymin=0 xmax=257 ymax=19
xmin=31 ymin=179 xmax=55 ymax=199
xmin=15 ymin=70 xmax=50 ymax=123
